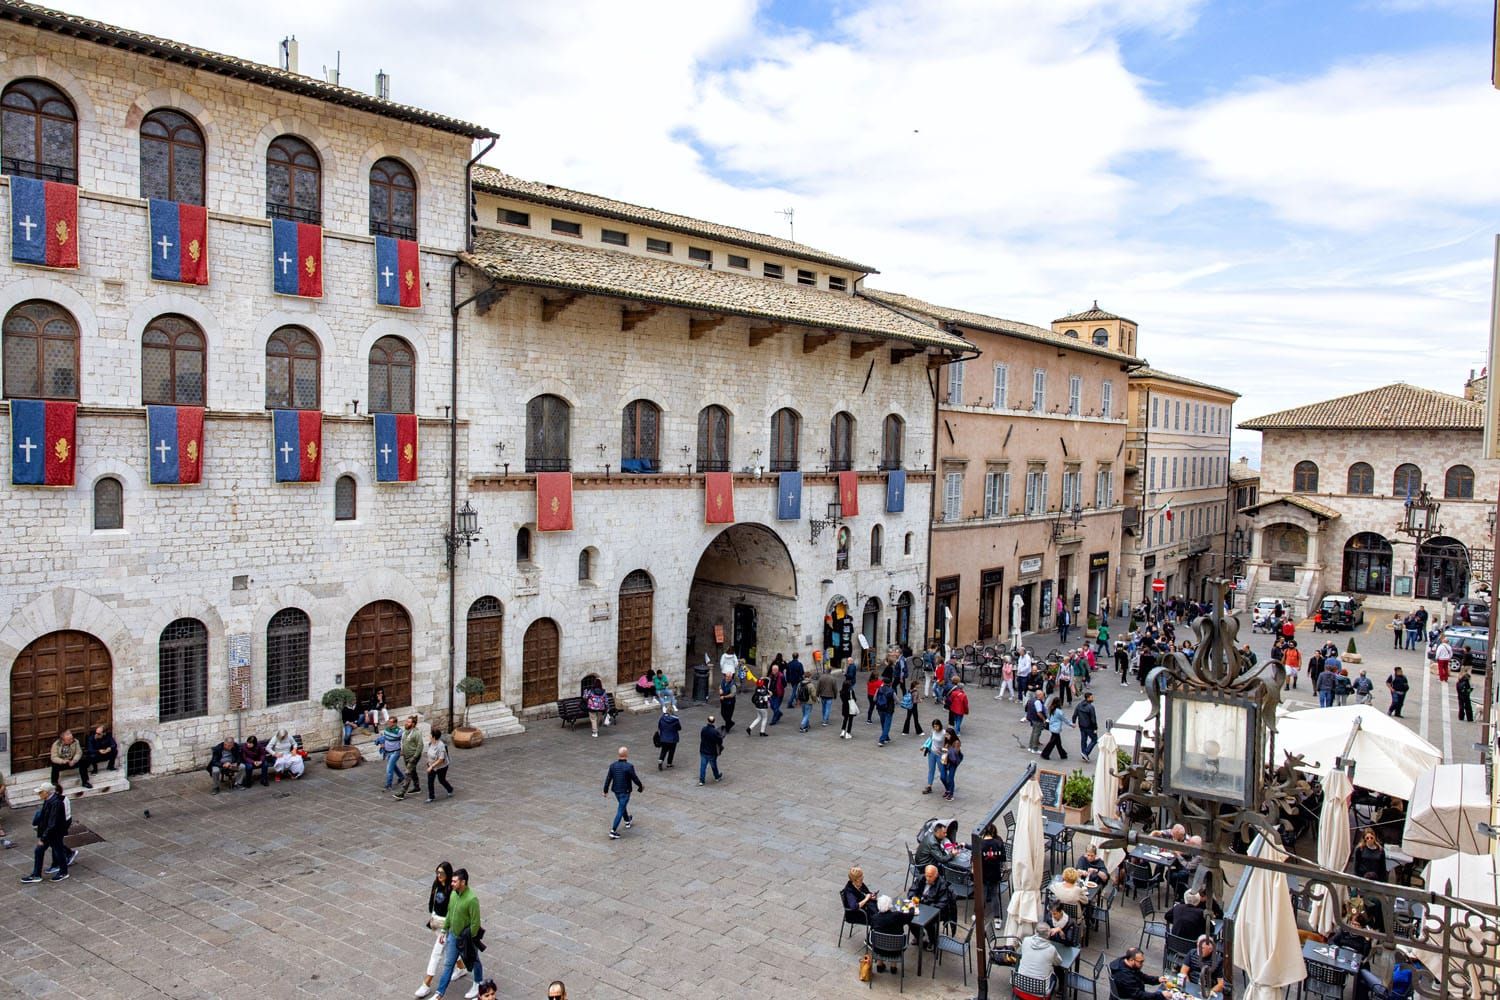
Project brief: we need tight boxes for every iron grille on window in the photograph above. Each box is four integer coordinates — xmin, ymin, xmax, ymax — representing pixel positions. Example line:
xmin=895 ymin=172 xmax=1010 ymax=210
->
xmin=2 ymin=79 xmax=77 ymax=184
xmin=3 ymin=299 xmax=79 ymax=400
xmin=621 ymin=399 xmax=661 ymax=473
xmin=159 ymin=618 xmax=208 ymax=722
xmin=266 ymin=134 xmax=321 ymax=225
xmin=2 ymin=157 xmax=75 ymax=183
xmin=266 ymin=608 xmax=310 ymax=706
xmin=829 ymin=411 xmax=854 ymax=471
xmin=698 ymin=405 xmax=730 ymax=472
xmin=142 ymin=314 xmax=206 ymax=405
xmin=770 ymin=408 xmax=800 ymax=471
xmin=525 ymin=394 xmax=571 ymax=472
xmin=369 ymin=157 xmax=417 ymax=240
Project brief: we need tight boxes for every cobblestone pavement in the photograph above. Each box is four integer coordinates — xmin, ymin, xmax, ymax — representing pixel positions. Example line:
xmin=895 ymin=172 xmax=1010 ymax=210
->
xmin=0 ymin=613 xmax=1477 ymax=999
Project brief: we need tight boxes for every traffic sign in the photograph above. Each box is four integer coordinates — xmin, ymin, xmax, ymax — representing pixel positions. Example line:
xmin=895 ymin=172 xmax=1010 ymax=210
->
xmin=1152 ymin=578 xmax=1166 ymax=594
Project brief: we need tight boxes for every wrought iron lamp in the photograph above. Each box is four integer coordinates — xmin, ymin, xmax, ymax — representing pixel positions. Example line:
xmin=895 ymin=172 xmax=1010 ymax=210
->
xmin=809 ymin=497 xmax=843 ymax=544
xmin=1051 ymin=502 xmax=1083 ymax=541
xmin=1400 ymin=485 xmax=1443 ymax=546
xmin=444 ymin=500 xmax=482 ymax=562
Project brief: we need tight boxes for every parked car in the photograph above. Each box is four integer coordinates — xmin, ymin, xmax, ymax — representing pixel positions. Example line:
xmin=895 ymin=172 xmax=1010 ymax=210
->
xmin=1454 ymin=597 xmax=1492 ymax=629
xmin=1433 ymin=626 xmax=1489 ymax=674
xmin=1251 ymin=599 xmax=1282 ymax=633
xmin=1317 ymin=594 xmax=1364 ymax=631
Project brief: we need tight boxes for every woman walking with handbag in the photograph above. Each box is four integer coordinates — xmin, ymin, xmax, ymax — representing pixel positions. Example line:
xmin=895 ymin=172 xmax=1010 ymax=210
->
xmin=839 ymin=676 xmax=857 ymax=740
xmin=413 ymin=861 xmax=467 ymax=998
xmin=920 ymin=718 xmax=944 ymax=794
xmin=939 ymin=729 xmax=964 ymax=800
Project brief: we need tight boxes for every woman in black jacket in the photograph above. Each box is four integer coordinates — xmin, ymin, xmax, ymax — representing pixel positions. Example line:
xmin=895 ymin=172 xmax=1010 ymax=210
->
xmin=1457 ymin=668 xmax=1474 ymax=722
xmin=839 ymin=677 xmax=857 ymax=739
xmin=415 ymin=861 xmax=464 ymax=998
xmin=1352 ymin=829 xmax=1388 ymax=882
xmin=841 ymin=865 xmax=879 ymax=921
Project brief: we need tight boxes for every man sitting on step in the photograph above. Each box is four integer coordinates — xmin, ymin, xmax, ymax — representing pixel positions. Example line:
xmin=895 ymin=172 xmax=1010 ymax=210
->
xmin=49 ymin=730 xmax=91 ymax=790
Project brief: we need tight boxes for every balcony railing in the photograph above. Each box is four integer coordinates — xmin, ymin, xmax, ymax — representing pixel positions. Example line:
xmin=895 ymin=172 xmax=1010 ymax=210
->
xmin=769 ymin=459 xmax=799 ymax=472
xmin=525 ymin=457 xmax=571 ymax=473
xmin=696 ymin=459 xmax=730 ymax=473
xmin=828 ymin=458 xmax=852 ymax=472
xmin=370 ymin=220 xmax=418 ymax=241
xmin=3 ymin=158 xmax=76 ymax=184
xmin=267 ymin=202 xmax=323 ymax=226
xmin=878 ymin=459 xmax=903 ymax=472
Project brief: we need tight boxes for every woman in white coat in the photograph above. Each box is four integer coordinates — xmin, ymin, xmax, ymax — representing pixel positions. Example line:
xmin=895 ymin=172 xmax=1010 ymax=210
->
xmin=266 ymin=728 xmax=303 ymax=779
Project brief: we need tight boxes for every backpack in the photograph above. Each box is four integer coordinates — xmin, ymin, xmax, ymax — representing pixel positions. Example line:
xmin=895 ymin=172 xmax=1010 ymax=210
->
xmin=586 ymin=690 xmax=607 ymax=712
xmin=875 ymin=686 xmax=894 ymax=712
xmin=798 ymin=680 xmax=815 ymax=703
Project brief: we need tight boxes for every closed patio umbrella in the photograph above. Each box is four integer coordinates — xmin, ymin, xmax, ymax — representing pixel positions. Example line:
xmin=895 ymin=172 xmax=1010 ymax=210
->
xmin=1232 ymin=836 xmax=1305 ymax=1000
xmin=1089 ymin=731 xmax=1124 ymax=872
xmin=1308 ymin=768 xmax=1353 ymax=935
xmin=1002 ymin=778 xmax=1044 ymax=939
xmin=1403 ymin=763 xmax=1488 ymax=860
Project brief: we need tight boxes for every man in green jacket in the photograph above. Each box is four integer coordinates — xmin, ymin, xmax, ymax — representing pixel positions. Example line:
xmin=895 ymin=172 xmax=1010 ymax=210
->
xmin=394 ymin=715 xmax=423 ymax=799
xmin=433 ymin=867 xmax=482 ymax=999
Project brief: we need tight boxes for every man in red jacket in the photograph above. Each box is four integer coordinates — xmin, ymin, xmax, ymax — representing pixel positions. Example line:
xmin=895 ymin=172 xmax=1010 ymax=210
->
xmin=947 ymin=682 xmax=970 ymax=735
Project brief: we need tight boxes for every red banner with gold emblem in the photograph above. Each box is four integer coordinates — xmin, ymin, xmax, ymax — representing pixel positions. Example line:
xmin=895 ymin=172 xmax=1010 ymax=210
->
xmin=838 ymin=471 xmax=859 ymax=517
xmin=705 ymin=471 xmax=735 ymax=524
xmin=536 ymin=471 xmax=574 ymax=531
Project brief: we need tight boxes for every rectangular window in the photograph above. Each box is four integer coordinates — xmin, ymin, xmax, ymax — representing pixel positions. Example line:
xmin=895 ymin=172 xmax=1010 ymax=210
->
xmin=499 ymin=208 xmax=530 ymax=227
xmin=1152 ymin=397 xmax=1159 ymax=428
xmin=1025 ymin=470 xmax=1041 ymax=515
xmin=943 ymin=472 xmax=963 ymax=522
xmin=1068 ymin=375 xmax=1082 ymax=416
xmin=551 ymin=218 xmax=582 ymax=237
xmin=1101 ymin=380 xmax=1113 ymax=417
xmin=727 ymin=254 xmax=750 ymax=270
xmin=601 ymin=228 xmax=629 ymax=246
xmin=689 ymin=246 xmax=712 ymax=263
xmin=1146 ymin=516 xmax=1153 ymax=547
xmin=1148 ymin=457 xmax=1155 ymax=491
xmin=1062 ymin=468 xmax=1081 ymax=511
xmin=797 ymin=268 xmax=816 ymax=286
xmin=993 ymin=364 xmax=1008 ymax=409
xmin=1171 ymin=457 xmax=1178 ymax=488
xmin=1001 ymin=471 xmax=1011 ymax=517
xmin=763 ymin=263 xmax=784 ymax=279
xmin=828 ymin=276 xmax=848 ymax=291
xmin=646 ymin=237 xmax=672 ymax=254
xmin=1032 ymin=369 xmax=1046 ymax=411
xmin=947 ymin=360 xmax=965 ymax=405
xmin=984 ymin=470 xmax=1003 ymax=517
xmin=1175 ymin=400 xmax=1181 ymax=429
xmin=1096 ymin=467 xmax=1113 ymax=508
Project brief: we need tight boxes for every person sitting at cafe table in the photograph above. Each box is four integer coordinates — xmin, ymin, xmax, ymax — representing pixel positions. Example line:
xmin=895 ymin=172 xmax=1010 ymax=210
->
xmin=1016 ymin=928 xmax=1065 ymax=985
xmin=1328 ymin=910 xmax=1372 ymax=961
xmin=868 ymin=896 xmax=913 ymax=973
xmin=1109 ymin=947 xmax=1166 ymax=1000
xmin=915 ymin=864 xmax=956 ymax=948
xmin=1151 ymin=823 xmax=1188 ymax=848
xmin=841 ymin=866 xmax=879 ymax=925
xmin=1050 ymin=867 xmax=1089 ymax=905
xmin=1076 ymin=843 xmax=1109 ymax=885
xmin=1180 ymin=934 xmax=1226 ymax=997
xmin=1167 ymin=889 xmax=1208 ymax=940
xmin=914 ymin=818 xmax=957 ymax=870
xmin=1039 ymin=901 xmax=1078 ymax=947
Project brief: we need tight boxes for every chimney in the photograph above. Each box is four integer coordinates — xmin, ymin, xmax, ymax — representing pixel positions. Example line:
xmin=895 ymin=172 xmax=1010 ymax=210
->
xmin=375 ymin=70 xmax=390 ymax=100
xmin=279 ymin=36 xmax=298 ymax=73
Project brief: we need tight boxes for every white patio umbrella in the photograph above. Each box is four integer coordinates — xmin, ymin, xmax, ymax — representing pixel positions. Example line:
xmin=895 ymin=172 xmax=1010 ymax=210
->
xmin=1277 ymin=705 xmax=1441 ymax=799
xmin=1089 ymin=731 xmax=1124 ymax=872
xmin=1002 ymin=778 xmax=1044 ymax=939
xmin=1308 ymin=768 xmax=1353 ymax=935
xmin=1232 ymin=836 xmax=1306 ymax=1000
xmin=1107 ymin=698 xmax=1155 ymax=749
xmin=1403 ymin=763 xmax=1488 ymax=860
xmin=1412 ymin=852 xmax=1500 ymax=977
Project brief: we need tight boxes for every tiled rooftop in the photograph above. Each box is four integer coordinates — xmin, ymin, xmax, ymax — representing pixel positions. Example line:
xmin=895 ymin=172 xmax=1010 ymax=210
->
xmin=1053 ymin=301 xmax=1133 ymax=324
xmin=1239 ymin=383 xmax=1481 ymax=431
xmin=1131 ymin=366 xmax=1240 ymax=398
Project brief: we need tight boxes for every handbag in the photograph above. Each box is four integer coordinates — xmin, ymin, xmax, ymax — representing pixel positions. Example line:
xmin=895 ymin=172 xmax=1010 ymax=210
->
xmin=858 ymin=952 xmax=873 ymax=983
xmin=846 ymin=697 xmax=859 ymax=715
xmin=651 ymin=731 xmax=661 ymax=747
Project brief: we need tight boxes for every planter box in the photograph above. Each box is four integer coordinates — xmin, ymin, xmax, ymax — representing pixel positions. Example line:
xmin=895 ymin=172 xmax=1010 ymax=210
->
xmin=1062 ymin=803 xmax=1092 ymax=828
xmin=1343 ymin=653 xmax=1363 ymax=664
xmin=324 ymin=745 xmax=362 ymax=769
xmin=453 ymin=727 xmax=484 ymax=749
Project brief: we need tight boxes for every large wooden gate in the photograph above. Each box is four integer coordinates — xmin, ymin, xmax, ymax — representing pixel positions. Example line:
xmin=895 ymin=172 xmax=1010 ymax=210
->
xmin=466 ymin=597 xmax=503 ymax=703
xmin=344 ymin=600 xmax=413 ymax=707
xmin=11 ymin=631 xmax=112 ymax=773
xmin=616 ymin=570 xmax=654 ymax=684
xmin=521 ymin=618 xmax=560 ymax=708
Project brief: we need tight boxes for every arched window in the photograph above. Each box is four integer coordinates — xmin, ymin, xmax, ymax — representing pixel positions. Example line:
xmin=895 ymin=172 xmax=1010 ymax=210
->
xmin=368 ymin=335 xmax=414 ymax=413
xmin=829 ymin=410 xmax=854 ymax=471
xmin=266 ymin=134 xmax=321 ymax=224
xmin=697 ymin=404 xmax=730 ymax=472
xmin=516 ymin=526 xmax=533 ymax=564
xmin=334 ymin=475 xmax=356 ymax=521
xmin=870 ymin=524 xmax=883 ymax=566
xmin=1064 ymin=329 xmax=1079 ymax=338
xmin=1 ymin=78 xmax=77 ymax=182
xmin=578 ymin=548 xmax=592 ymax=581
xmin=1293 ymin=461 xmax=1318 ymax=493
xmin=158 ymin=618 xmax=208 ymax=722
xmin=140 ymin=108 xmax=205 ymax=204
xmin=3 ymin=300 xmax=78 ymax=399
xmin=93 ymin=476 xmax=122 ymax=530
xmin=770 ymin=407 xmax=800 ymax=471
xmin=265 ymin=326 xmax=320 ymax=409
xmin=141 ymin=314 xmax=205 ymax=405
xmin=266 ymin=607 xmax=310 ymax=706
xmin=881 ymin=414 xmax=904 ymax=470
xmin=1445 ymin=465 xmax=1475 ymax=500
xmin=1394 ymin=463 xmax=1422 ymax=499
xmin=904 ymin=531 xmax=914 ymax=556
xmin=1346 ymin=462 xmax=1374 ymax=495
xmin=621 ymin=399 xmax=661 ymax=473
xmin=1091 ymin=328 xmax=1109 ymax=346
xmin=369 ymin=157 xmax=417 ymax=240
xmin=525 ymin=394 xmax=571 ymax=472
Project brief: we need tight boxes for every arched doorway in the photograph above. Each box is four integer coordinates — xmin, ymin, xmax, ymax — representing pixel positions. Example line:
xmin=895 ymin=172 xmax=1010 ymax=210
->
xmin=896 ymin=591 xmax=914 ymax=648
xmin=1342 ymin=532 xmax=1393 ymax=596
xmin=861 ymin=597 xmax=881 ymax=662
xmin=11 ymin=631 xmax=112 ymax=773
xmin=1264 ymin=523 xmax=1309 ymax=583
xmin=344 ymin=600 xmax=413 ymax=707
xmin=466 ymin=597 xmax=503 ymax=703
xmin=522 ymin=618 xmax=560 ymax=707
xmin=687 ymin=523 xmax=797 ymax=668
xmin=823 ymin=596 xmax=851 ymax=669
xmin=1417 ymin=536 xmax=1469 ymax=601
xmin=617 ymin=570 xmax=654 ymax=684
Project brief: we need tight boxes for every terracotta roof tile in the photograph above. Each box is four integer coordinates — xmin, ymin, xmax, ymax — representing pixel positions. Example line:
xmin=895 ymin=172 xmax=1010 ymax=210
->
xmin=1242 ymin=495 xmax=1341 ymax=521
xmin=1053 ymin=301 xmax=1134 ymax=324
xmin=1130 ymin=366 xmax=1240 ymax=398
xmin=1238 ymin=383 xmax=1481 ymax=431
xmin=461 ymin=230 xmax=969 ymax=351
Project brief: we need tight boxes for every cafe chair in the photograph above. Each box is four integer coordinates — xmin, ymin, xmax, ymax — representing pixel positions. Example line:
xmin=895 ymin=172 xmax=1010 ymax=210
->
xmin=1163 ymin=931 xmax=1196 ymax=972
xmin=1136 ymin=897 xmax=1169 ymax=953
xmin=1302 ymin=957 xmax=1350 ymax=999
xmin=1087 ymin=882 xmax=1117 ymax=948
xmin=1047 ymin=828 xmax=1075 ymax=874
xmin=839 ymin=892 xmax=870 ymax=947
xmin=1067 ymin=952 xmax=1108 ymax=1000
xmin=1004 ymin=811 xmax=1017 ymax=843
xmin=944 ymin=859 xmax=976 ymax=915
xmin=1124 ymin=857 xmax=1164 ymax=903
xmin=867 ymin=929 xmax=911 ymax=993
xmin=1008 ymin=970 xmax=1055 ymax=1000
xmin=933 ymin=920 xmax=975 ymax=985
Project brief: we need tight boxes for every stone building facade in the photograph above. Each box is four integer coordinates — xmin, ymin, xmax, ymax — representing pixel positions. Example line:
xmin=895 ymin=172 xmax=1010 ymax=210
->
xmin=1239 ymin=382 xmax=1496 ymax=617
xmin=867 ymin=291 xmax=1137 ymax=647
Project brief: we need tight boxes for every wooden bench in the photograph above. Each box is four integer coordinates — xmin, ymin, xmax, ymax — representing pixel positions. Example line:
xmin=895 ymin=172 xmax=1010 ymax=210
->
xmin=557 ymin=694 xmax=618 ymax=728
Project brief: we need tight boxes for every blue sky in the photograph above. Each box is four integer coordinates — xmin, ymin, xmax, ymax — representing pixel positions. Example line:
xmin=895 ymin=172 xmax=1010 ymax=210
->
xmin=60 ymin=0 xmax=1500 ymax=465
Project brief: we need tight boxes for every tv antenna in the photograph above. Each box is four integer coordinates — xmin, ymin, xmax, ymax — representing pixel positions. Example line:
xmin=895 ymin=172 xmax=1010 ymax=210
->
xmin=775 ymin=206 xmax=794 ymax=241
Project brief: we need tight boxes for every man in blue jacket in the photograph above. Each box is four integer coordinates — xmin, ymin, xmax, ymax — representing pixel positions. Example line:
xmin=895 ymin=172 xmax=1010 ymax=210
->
xmin=602 ymin=746 xmax=644 ymax=840
xmin=698 ymin=716 xmax=724 ymax=785
xmin=21 ymin=785 xmax=68 ymax=883
xmin=784 ymin=652 xmax=804 ymax=709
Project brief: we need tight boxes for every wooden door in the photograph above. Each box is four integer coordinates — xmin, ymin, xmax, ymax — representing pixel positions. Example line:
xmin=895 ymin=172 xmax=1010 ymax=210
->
xmin=616 ymin=570 xmax=654 ymax=684
xmin=11 ymin=630 xmax=112 ymax=773
xmin=344 ymin=600 xmax=413 ymax=707
xmin=521 ymin=618 xmax=560 ymax=708
xmin=466 ymin=597 xmax=503 ymax=703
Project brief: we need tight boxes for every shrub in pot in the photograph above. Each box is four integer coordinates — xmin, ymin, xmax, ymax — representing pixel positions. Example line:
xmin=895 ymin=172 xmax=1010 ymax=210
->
xmin=1061 ymin=769 xmax=1094 ymax=825
xmin=320 ymin=688 xmax=361 ymax=768
xmin=453 ymin=676 xmax=486 ymax=748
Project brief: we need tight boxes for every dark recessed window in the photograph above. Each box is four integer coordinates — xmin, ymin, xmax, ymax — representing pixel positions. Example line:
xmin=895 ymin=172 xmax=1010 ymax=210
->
xmin=646 ymin=237 xmax=672 ymax=254
xmin=828 ymin=276 xmax=848 ymax=292
xmin=797 ymin=269 xmax=816 ymax=286
xmin=688 ymin=246 xmax=711 ymax=263
xmin=499 ymin=208 xmax=530 ymax=226
xmin=763 ymin=263 xmax=784 ymax=279
xmin=601 ymin=228 xmax=628 ymax=246
xmin=551 ymin=219 xmax=582 ymax=237
xmin=727 ymin=254 xmax=749 ymax=270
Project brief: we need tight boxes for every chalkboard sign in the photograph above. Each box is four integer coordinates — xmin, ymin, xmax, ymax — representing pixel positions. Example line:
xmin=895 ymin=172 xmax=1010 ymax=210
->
xmin=1037 ymin=769 xmax=1066 ymax=809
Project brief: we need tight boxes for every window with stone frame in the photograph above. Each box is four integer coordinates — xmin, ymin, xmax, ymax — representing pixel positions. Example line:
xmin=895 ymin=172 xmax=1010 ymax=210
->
xmin=1 ymin=78 xmax=77 ymax=183
xmin=265 ymin=326 xmax=320 ymax=409
xmin=334 ymin=475 xmax=357 ymax=521
xmin=829 ymin=411 xmax=855 ymax=471
xmin=516 ymin=526 xmax=534 ymax=564
xmin=93 ymin=477 xmax=123 ymax=530
xmin=1393 ymin=463 xmax=1422 ymax=498
xmin=159 ymin=617 xmax=208 ymax=722
xmin=525 ymin=394 xmax=571 ymax=472
xmin=1293 ymin=460 xmax=1318 ymax=493
xmin=1445 ymin=464 xmax=1475 ymax=500
xmin=368 ymin=335 xmax=415 ymax=413
xmin=1346 ymin=462 xmax=1374 ymax=495
xmin=265 ymin=134 xmax=321 ymax=224
xmin=141 ymin=314 xmax=206 ymax=405
xmin=621 ymin=399 xmax=661 ymax=473
xmin=869 ymin=524 xmax=883 ymax=566
xmin=266 ymin=608 xmax=310 ymax=706
xmin=881 ymin=414 xmax=904 ymax=470
xmin=770 ymin=407 xmax=800 ymax=471
xmin=368 ymin=157 xmax=417 ymax=240
xmin=3 ymin=299 xmax=79 ymax=400
xmin=697 ymin=404 xmax=731 ymax=472
xmin=140 ymin=108 xmax=205 ymax=204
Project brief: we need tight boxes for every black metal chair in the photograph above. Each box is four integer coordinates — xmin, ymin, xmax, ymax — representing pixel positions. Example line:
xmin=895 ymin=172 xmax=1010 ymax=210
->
xmin=840 ymin=895 xmax=870 ymax=947
xmin=1047 ymin=828 xmax=1076 ymax=874
xmin=1087 ymin=883 xmax=1117 ymax=948
xmin=1163 ymin=931 xmax=1196 ymax=973
xmin=1137 ymin=897 xmax=1168 ymax=952
xmin=1124 ymin=856 xmax=1163 ymax=903
xmin=868 ymin=929 xmax=911 ymax=993
xmin=944 ymin=861 xmax=975 ymax=918
xmin=1008 ymin=970 xmax=1055 ymax=999
xmin=1066 ymin=952 xmax=1108 ymax=1000
xmin=933 ymin=920 xmax=975 ymax=985
xmin=1302 ymin=957 xmax=1349 ymax=999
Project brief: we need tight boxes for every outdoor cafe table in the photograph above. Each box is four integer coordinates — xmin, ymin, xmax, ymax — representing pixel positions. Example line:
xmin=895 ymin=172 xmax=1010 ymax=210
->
xmin=1130 ymin=844 xmax=1178 ymax=867
xmin=903 ymin=902 xmax=940 ymax=976
xmin=1302 ymin=939 xmax=1363 ymax=977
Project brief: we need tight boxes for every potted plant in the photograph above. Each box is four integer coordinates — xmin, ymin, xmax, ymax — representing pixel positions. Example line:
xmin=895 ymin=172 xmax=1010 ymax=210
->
xmin=1059 ymin=769 xmax=1094 ymax=826
xmin=1344 ymin=636 xmax=1362 ymax=664
xmin=321 ymin=688 xmax=361 ymax=768
xmin=453 ymin=676 xmax=486 ymax=748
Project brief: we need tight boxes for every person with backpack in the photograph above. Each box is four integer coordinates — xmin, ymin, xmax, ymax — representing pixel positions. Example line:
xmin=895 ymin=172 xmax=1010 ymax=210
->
xmin=394 ymin=715 xmax=424 ymax=799
xmin=978 ymin=822 xmax=1007 ymax=913
xmin=899 ymin=682 xmax=923 ymax=735
xmin=796 ymin=674 xmax=816 ymax=733
xmin=585 ymin=679 xmax=609 ymax=738
xmin=874 ymin=677 xmax=896 ymax=746
xmin=746 ymin=679 xmax=771 ymax=737
xmin=1025 ymin=691 xmax=1047 ymax=753
xmin=1095 ymin=621 xmax=1110 ymax=656
xmin=947 ymin=682 xmax=970 ymax=735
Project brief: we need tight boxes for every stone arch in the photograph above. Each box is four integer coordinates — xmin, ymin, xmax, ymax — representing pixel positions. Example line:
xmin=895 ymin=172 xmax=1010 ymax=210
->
xmin=252 ymin=308 xmax=341 ymax=408
xmin=251 ymin=116 xmax=339 ymax=186
xmin=83 ymin=458 xmax=145 ymax=533
xmin=0 ymin=587 xmax=132 ymax=668
xmin=355 ymin=315 xmax=436 ymax=393
xmin=125 ymin=293 xmax=223 ymax=403
xmin=327 ymin=459 xmax=372 ymax=522
xmin=248 ymin=583 xmax=325 ymax=712
xmin=0 ymin=56 xmax=98 ymax=183
xmin=356 ymin=141 xmax=431 ymax=235
xmin=518 ymin=376 xmax=579 ymax=410
xmin=0 ymin=277 xmax=102 ymax=394
xmin=326 ymin=567 xmax=435 ymax=639
xmin=688 ymin=523 xmax=799 ymax=667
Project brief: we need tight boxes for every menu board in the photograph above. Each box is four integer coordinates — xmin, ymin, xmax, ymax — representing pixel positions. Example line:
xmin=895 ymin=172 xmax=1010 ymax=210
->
xmin=1038 ymin=769 xmax=1066 ymax=809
